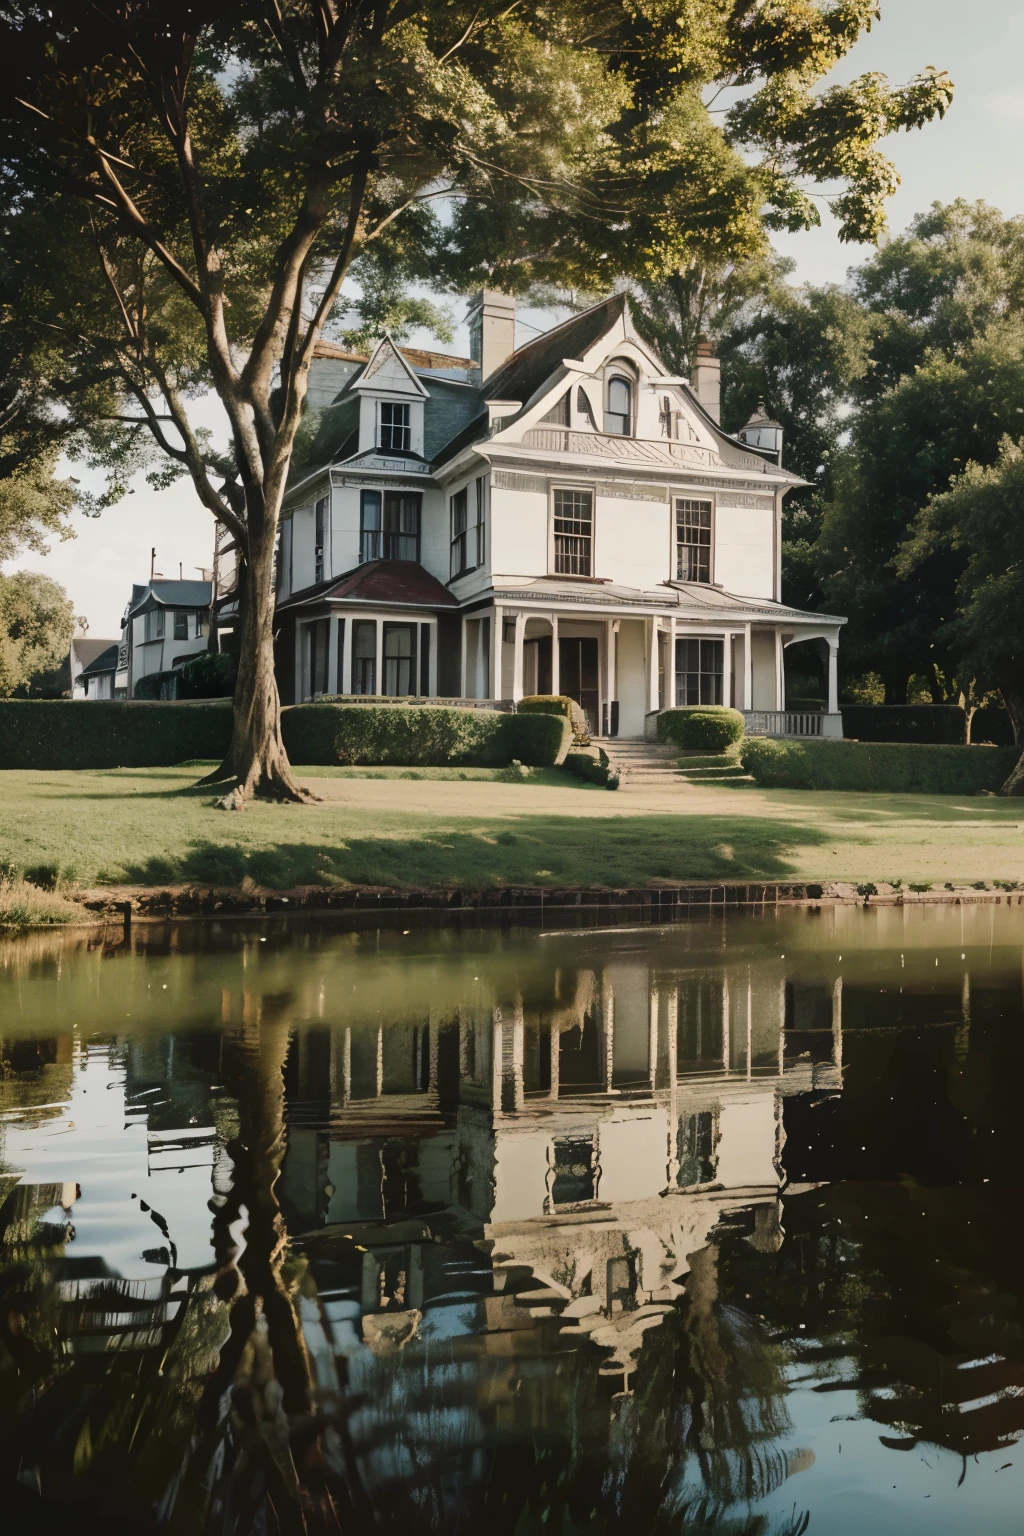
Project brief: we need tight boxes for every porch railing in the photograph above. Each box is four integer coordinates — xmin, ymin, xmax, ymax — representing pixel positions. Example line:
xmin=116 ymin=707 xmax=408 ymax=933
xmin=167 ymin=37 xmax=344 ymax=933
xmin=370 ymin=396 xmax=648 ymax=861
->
xmin=743 ymin=710 xmax=823 ymax=738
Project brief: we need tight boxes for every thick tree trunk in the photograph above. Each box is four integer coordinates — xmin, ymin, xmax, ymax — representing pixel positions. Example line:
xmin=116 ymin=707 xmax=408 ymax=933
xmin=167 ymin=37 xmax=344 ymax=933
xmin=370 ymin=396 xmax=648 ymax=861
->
xmin=199 ymin=531 xmax=317 ymax=807
xmin=997 ymin=679 xmax=1024 ymax=795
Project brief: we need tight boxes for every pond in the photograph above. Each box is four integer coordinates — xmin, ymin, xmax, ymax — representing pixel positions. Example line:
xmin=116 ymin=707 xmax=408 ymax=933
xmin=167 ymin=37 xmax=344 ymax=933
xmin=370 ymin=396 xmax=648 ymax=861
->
xmin=1 ymin=903 xmax=1023 ymax=1534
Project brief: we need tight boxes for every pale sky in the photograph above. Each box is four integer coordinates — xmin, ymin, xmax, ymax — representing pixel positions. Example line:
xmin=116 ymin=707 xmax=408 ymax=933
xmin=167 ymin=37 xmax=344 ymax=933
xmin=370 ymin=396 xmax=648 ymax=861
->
xmin=8 ymin=0 xmax=1024 ymax=638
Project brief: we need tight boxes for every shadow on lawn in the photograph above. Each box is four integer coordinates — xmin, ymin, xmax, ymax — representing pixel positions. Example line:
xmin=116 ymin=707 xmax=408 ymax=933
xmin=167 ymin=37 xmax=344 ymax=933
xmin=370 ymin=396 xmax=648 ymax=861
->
xmin=117 ymin=813 xmax=829 ymax=890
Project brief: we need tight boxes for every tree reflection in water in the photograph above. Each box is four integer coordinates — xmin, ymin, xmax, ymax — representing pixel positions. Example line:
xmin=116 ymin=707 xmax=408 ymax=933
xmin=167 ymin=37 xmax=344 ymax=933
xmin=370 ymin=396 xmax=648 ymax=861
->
xmin=4 ymin=907 xmax=1023 ymax=1531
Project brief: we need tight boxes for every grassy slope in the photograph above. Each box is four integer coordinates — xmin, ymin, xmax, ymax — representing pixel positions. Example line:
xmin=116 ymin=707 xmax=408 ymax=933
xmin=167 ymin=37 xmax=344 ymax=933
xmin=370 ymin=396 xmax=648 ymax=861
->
xmin=1 ymin=764 xmax=1023 ymax=890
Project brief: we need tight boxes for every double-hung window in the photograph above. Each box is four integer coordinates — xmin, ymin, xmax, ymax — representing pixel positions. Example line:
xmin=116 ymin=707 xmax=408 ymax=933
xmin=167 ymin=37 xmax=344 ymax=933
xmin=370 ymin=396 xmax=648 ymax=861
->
xmin=553 ymin=488 xmax=593 ymax=577
xmin=450 ymin=478 xmax=487 ymax=578
xmin=144 ymin=608 xmax=165 ymax=641
xmin=360 ymin=490 xmax=421 ymax=563
xmin=352 ymin=620 xmax=377 ymax=694
xmin=173 ymin=611 xmax=188 ymax=640
xmin=675 ymin=637 xmax=723 ymax=706
xmin=314 ymin=495 xmax=328 ymax=583
xmin=676 ymin=498 xmax=712 ymax=583
xmin=450 ymin=487 xmax=469 ymax=577
xmin=378 ymin=401 xmax=411 ymax=452
xmin=604 ymin=375 xmax=632 ymax=436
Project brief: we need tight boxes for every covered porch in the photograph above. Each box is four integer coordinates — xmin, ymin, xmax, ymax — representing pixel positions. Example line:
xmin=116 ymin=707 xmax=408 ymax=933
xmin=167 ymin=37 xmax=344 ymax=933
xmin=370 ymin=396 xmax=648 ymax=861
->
xmin=462 ymin=597 xmax=845 ymax=739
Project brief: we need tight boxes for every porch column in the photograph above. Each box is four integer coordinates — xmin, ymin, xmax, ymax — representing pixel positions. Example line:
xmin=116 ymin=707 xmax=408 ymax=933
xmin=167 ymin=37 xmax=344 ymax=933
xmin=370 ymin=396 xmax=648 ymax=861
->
xmin=666 ymin=989 xmax=679 ymax=1188
xmin=375 ymin=617 xmax=385 ymax=697
xmin=774 ymin=628 xmax=785 ymax=711
xmin=743 ymin=622 xmax=753 ymax=711
xmin=475 ymin=618 xmax=486 ymax=699
xmin=491 ymin=603 xmax=503 ymax=700
xmin=550 ymin=613 xmax=560 ymax=695
xmin=341 ymin=613 xmax=353 ymax=696
xmin=295 ymin=623 xmax=305 ymax=703
xmin=648 ymin=988 xmax=659 ymax=1091
xmin=459 ymin=615 xmax=468 ymax=699
xmin=327 ymin=614 xmax=340 ymax=694
xmin=647 ymin=616 xmax=660 ymax=713
xmin=512 ymin=611 xmax=527 ymax=701
xmin=827 ymin=637 xmax=839 ymax=715
xmin=666 ymin=617 xmax=677 ymax=711
xmin=428 ymin=618 xmax=438 ymax=697
xmin=722 ymin=633 xmax=733 ymax=708
xmin=605 ymin=619 xmax=618 ymax=733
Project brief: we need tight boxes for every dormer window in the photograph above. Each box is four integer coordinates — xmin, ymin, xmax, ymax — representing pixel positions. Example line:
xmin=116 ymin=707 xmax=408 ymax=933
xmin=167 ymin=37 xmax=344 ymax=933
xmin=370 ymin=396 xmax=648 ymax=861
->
xmin=604 ymin=374 xmax=632 ymax=436
xmin=379 ymin=401 xmax=411 ymax=452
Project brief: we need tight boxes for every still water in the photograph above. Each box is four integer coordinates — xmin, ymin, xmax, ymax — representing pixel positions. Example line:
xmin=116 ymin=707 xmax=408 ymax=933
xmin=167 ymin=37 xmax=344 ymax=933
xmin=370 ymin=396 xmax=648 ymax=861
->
xmin=1 ymin=905 xmax=1023 ymax=1534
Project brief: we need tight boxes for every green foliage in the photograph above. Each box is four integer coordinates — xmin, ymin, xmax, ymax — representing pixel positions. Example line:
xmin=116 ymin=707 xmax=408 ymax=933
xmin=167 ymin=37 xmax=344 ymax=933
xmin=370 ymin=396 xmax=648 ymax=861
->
xmin=564 ymin=751 xmax=618 ymax=789
xmin=658 ymin=707 xmax=745 ymax=752
xmin=0 ymin=571 xmax=77 ymax=697
xmin=0 ymin=701 xmax=234 ymax=769
xmin=178 ymin=650 xmax=237 ymax=699
xmin=740 ymin=737 xmax=1018 ymax=795
xmin=282 ymin=705 xmax=570 ymax=769
xmin=901 ymin=437 xmax=1024 ymax=750
xmin=841 ymin=705 xmax=966 ymax=745
xmin=518 ymin=694 xmax=591 ymax=745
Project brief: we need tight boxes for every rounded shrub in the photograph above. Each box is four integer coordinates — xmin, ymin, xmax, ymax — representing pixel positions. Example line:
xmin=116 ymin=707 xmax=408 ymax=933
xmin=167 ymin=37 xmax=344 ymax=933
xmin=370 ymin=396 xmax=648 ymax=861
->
xmin=657 ymin=706 xmax=744 ymax=752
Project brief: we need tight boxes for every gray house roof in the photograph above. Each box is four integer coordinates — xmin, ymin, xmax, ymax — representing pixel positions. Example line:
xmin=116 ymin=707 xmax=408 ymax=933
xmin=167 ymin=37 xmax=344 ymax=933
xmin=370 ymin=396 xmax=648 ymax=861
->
xmin=128 ymin=579 xmax=213 ymax=617
xmin=78 ymin=642 xmax=120 ymax=678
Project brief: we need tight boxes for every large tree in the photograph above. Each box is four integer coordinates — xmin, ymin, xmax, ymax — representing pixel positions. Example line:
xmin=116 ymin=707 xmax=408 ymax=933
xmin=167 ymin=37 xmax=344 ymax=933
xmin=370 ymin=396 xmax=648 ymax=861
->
xmin=0 ymin=569 xmax=77 ymax=696
xmin=0 ymin=1 xmax=952 ymax=804
xmin=814 ymin=201 xmax=1024 ymax=702
xmin=900 ymin=437 xmax=1024 ymax=792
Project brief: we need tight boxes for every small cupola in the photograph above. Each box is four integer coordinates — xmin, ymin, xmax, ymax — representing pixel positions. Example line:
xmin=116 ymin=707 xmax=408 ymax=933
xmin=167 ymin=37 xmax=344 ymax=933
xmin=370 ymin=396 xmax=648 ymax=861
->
xmin=737 ymin=400 xmax=784 ymax=464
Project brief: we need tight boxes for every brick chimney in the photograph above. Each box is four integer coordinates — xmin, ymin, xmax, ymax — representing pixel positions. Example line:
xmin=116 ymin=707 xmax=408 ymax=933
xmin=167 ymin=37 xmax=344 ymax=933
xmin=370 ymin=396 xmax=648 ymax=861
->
xmin=691 ymin=335 xmax=721 ymax=423
xmin=467 ymin=290 xmax=516 ymax=382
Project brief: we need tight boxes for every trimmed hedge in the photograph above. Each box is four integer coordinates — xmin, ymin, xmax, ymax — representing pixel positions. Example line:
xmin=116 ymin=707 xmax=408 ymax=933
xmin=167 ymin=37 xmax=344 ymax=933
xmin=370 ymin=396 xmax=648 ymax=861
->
xmin=840 ymin=704 xmax=966 ymax=745
xmin=740 ymin=736 xmax=1020 ymax=795
xmin=281 ymin=704 xmax=570 ymax=767
xmin=0 ymin=699 xmax=571 ymax=770
xmin=564 ymin=750 xmax=619 ymax=789
xmin=179 ymin=650 xmax=237 ymax=698
xmin=657 ymin=706 xmax=745 ymax=752
xmin=518 ymin=693 xmax=590 ymax=745
xmin=0 ymin=700 xmax=233 ymax=769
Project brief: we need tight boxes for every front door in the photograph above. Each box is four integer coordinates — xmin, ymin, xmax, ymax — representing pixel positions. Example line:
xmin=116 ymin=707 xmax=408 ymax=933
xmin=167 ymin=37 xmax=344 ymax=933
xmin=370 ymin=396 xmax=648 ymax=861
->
xmin=559 ymin=637 xmax=600 ymax=730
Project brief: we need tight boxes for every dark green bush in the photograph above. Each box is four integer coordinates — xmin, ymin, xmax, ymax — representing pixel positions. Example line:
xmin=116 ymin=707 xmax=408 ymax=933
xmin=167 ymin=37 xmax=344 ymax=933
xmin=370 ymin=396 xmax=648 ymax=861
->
xmin=0 ymin=700 xmax=233 ymax=769
xmin=563 ymin=750 xmax=619 ymax=789
xmin=740 ymin=736 xmax=1020 ymax=795
xmin=518 ymin=694 xmax=590 ymax=744
xmin=0 ymin=700 xmax=570 ymax=771
xmin=133 ymin=670 xmax=179 ymax=700
xmin=841 ymin=704 xmax=966 ymax=745
xmin=179 ymin=650 xmax=237 ymax=698
xmin=657 ymin=706 xmax=745 ymax=752
xmin=281 ymin=704 xmax=570 ymax=767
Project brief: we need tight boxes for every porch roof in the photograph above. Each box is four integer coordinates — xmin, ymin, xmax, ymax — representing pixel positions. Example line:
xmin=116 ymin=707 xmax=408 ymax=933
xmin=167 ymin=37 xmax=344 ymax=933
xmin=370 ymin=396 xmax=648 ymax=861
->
xmin=277 ymin=559 xmax=459 ymax=614
xmin=485 ymin=577 xmax=845 ymax=627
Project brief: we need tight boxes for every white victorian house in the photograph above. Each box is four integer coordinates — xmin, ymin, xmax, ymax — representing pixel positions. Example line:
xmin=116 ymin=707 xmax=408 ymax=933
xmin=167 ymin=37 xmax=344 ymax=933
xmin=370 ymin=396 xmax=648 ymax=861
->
xmin=274 ymin=292 xmax=845 ymax=737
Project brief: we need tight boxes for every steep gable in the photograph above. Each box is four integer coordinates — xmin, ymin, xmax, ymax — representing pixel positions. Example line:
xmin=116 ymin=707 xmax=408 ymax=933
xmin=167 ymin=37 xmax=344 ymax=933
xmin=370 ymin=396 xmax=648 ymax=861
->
xmin=355 ymin=336 xmax=428 ymax=398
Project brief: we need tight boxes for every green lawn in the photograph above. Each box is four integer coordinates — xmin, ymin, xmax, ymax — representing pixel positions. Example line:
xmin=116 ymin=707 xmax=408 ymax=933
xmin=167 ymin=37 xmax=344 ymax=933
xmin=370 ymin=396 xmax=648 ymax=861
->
xmin=1 ymin=763 xmax=1023 ymax=892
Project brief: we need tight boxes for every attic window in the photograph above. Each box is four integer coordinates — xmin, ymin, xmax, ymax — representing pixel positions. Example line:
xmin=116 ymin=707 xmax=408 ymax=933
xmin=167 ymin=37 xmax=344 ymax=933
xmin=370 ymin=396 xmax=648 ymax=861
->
xmin=379 ymin=401 xmax=411 ymax=452
xmin=540 ymin=390 xmax=570 ymax=426
xmin=604 ymin=375 xmax=632 ymax=436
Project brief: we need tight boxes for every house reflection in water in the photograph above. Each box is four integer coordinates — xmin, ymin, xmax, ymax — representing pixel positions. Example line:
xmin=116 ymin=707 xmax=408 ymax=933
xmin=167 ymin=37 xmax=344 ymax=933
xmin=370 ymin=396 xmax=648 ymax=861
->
xmin=279 ymin=955 xmax=844 ymax=1391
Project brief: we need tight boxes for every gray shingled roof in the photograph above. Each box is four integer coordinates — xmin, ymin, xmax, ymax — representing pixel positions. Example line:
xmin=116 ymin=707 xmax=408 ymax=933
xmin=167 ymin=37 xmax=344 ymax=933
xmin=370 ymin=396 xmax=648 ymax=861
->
xmin=128 ymin=580 xmax=212 ymax=616
xmin=78 ymin=642 xmax=120 ymax=677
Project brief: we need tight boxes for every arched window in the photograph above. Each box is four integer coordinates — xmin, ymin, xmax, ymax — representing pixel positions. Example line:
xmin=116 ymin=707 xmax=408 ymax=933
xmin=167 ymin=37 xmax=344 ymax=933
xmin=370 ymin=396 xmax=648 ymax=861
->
xmin=604 ymin=374 xmax=632 ymax=436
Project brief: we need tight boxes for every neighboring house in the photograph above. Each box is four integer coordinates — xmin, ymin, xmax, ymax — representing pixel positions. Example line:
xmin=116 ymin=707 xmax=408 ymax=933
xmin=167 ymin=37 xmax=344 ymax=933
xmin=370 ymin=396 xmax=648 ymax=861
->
xmin=76 ymin=641 xmax=121 ymax=699
xmin=67 ymin=632 xmax=118 ymax=700
xmin=113 ymin=579 xmax=213 ymax=699
xmin=275 ymin=291 xmax=846 ymax=737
